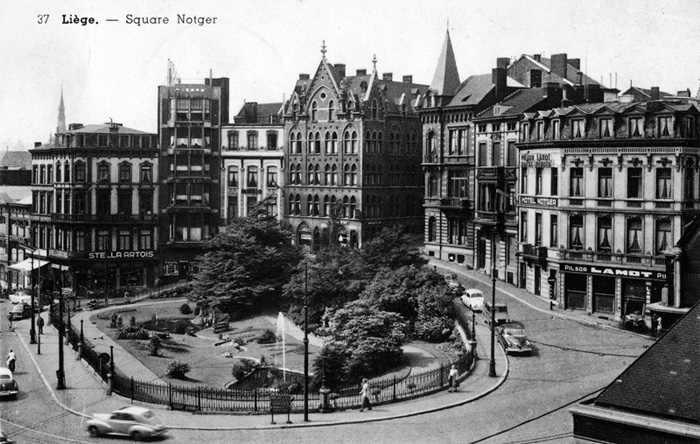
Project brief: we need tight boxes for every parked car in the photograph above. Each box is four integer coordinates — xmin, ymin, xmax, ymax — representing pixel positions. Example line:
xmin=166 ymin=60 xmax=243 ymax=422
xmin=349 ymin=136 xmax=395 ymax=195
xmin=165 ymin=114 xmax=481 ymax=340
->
xmin=86 ymin=406 xmax=167 ymax=440
xmin=8 ymin=290 xmax=30 ymax=305
xmin=460 ymin=288 xmax=484 ymax=311
xmin=622 ymin=299 xmax=647 ymax=331
xmin=0 ymin=430 xmax=15 ymax=444
xmin=483 ymin=301 xmax=510 ymax=326
xmin=496 ymin=321 xmax=533 ymax=355
xmin=0 ymin=367 xmax=19 ymax=399
xmin=9 ymin=303 xmax=31 ymax=320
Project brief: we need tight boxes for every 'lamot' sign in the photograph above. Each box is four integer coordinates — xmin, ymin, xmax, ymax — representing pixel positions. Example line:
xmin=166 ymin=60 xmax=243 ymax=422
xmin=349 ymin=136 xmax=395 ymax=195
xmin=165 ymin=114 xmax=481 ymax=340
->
xmin=562 ymin=263 xmax=667 ymax=281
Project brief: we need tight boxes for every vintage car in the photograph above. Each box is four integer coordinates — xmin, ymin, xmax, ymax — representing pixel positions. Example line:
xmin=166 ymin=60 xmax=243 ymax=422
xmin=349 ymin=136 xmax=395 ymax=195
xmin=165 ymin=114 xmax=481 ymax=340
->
xmin=460 ymin=288 xmax=485 ymax=312
xmin=9 ymin=303 xmax=31 ymax=320
xmin=0 ymin=367 xmax=19 ymax=399
xmin=86 ymin=406 xmax=167 ymax=440
xmin=496 ymin=321 xmax=533 ymax=355
xmin=8 ymin=290 xmax=31 ymax=305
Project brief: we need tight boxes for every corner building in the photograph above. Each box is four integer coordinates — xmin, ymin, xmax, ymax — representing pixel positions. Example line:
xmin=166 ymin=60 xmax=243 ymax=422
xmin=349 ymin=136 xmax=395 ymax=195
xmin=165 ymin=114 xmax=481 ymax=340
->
xmin=283 ymin=49 xmax=428 ymax=249
xmin=157 ymin=77 xmax=229 ymax=283
xmin=517 ymin=99 xmax=700 ymax=320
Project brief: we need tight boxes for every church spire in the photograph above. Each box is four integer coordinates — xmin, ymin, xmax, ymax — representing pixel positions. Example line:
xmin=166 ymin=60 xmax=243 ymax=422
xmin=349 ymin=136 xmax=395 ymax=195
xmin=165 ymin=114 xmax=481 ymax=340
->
xmin=57 ymin=86 xmax=66 ymax=134
xmin=430 ymin=29 xmax=461 ymax=96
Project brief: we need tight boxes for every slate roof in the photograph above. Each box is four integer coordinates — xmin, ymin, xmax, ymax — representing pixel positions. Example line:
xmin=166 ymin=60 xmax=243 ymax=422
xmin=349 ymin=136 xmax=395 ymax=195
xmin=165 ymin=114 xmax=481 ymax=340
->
xmin=594 ymin=300 xmax=700 ymax=424
xmin=515 ymin=54 xmax=602 ymax=87
xmin=64 ymin=124 xmax=152 ymax=135
xmin=233 ymin=102 xmax=283 ymax=124
xmin=475 ymin=87 xmax=559 ymax=119
xmin=448 ymin=74 xmax=495 ymax=107
xmin=430 ymin=30 xmax=461 ymax=96
xmin=0 ymin=150 xmax=31 ymax=169
xmin=621 ymin=86 xmax=673 ymax=100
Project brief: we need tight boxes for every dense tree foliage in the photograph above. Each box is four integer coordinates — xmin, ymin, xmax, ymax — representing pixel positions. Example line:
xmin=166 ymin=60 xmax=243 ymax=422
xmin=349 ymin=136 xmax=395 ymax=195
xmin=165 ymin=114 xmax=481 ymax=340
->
xmin=189 ymin=204 xmax=301 ymax=315
xmin=360 ymin=226 xmax=427 ymax=272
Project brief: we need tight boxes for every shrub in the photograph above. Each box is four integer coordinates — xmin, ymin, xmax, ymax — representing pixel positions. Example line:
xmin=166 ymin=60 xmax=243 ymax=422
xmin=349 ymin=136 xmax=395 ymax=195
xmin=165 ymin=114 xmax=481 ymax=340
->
xmin=231 ymin=359 xmax=258 ymax=381
xmin=129 ymin=315 xmax=136 ymax=328
xmin=194 ymin=306 xmax=200 ymax=316
xmin=148 ymin=335 xmax=162 ymax=356
xmin=116 ymin=326 xmax=150 ymax=340
xmin=180 ymin=303 xmax=192 ymax=315
xmin=256 ymin=329 xmax=277 ymax=344
xmin=110 ymin=313 xmax=118 ymax=328
xmin=167 ymin=360 xmax=191 ymax=379
xmin=117 ymin=316 xmax=123 ymax=328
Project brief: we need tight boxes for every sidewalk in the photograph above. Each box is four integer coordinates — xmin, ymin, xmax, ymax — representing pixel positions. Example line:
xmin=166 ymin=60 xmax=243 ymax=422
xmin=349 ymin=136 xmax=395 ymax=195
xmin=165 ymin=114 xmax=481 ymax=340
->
xmin=14 ymin=299 xmax=509 ymax=430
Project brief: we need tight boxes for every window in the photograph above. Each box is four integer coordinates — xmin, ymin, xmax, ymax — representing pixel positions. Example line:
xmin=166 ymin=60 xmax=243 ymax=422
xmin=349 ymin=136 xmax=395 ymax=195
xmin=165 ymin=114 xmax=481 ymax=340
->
xmin=629 ymin=117 xmax=644 ymax=137
xmin=597 ymin=216 xmax=612 ymax=252
xmin=344 ymin=129 xmax=358 ymax=154
xmin=311 ymin=101 xmax=318 ymax=121
xmin=40 ymin=165 xmax=45 ymax=184
xmin=119 ymin=230 xmax=131 ymax=251
xmin=328 ymin=100 xmax=335 ymax=121
xmin=570 ymin=167 xmax=583 ymax=197
xmin=117 ymin=190 xmax=132 ymax=215
xmin=56 ymin=163 xmax=61 ymax=183
xmin=97 ymin=230 xmax=109 ymax=251
xmin=371 ymin=100 xmax=378 ymax=120
xmin=267 ymin=167 xmax=278 ymax=187
xmin=535 ymin=213 xmax=543 ymax=246
xmin=478 ymin=142 xmax=488 ymax=166
xmin=140 ymin=230 xmax=152 ymax=250
xmin=598 ymin=168 xmax=613 ymax=198
xmin=550 ymin=215 xmax=558 ymax=247
xmin=570 ymin=215 xmax=584 ymax=249
xmin=492 ymin=142 xmax=502 ymax=166
xmin=572 ymin=119 xmax=585 ymax=138
xmin=247 ymin=166 xmax=258 ymax=188
xmin=139 ymin=191 xmax=153 ymax=215
xmin=247 ymin=132 xmax=258 ymax=150
xmin=521 ymin=167 xmax=528 ymax=194
xmin=627 ymin=218 xmax=642 ymax=253
xmin=459 ymin=128 xmax=469 ymax=155
xmin=64 ymin=162 xmax=70 ymax=182
xmin=428 ymin=217 xmax=436 ymax=242
xmin=506 ymin=141 xmax=517 ymax=166
xmin=97 ymin=163 xmax=110 ymax=182
xmin=685 ymin=168 xmax=695 ymax=200
xmin=535 ymin=168 xmax=543 ymax=195
xmin=536 ymin=121 xmax=544 ymax=140
xmin=75 ymin=162 xmax=86 ymax=182
xmin=551 ymin=168 xmax=559 ymax=196
xmin=656 ymin=219 xmax=672 ymax=253
xmin=552 ymin=120 xmax=560 ymax=139
xmin=228 ymin=131 xmax=239 ymax=150
xmin=119 ymin=163 xmax=131 ymax=182
xmin=521 ymin=123 xmax=530 ymax=141
xmin=478 ymin=124 xmax=487 ymax=133
xmin=599 ymin=118 xmax=613 ymax=138
xmin=627 ymin=168 xmax=642 ymax=199
xmin=428 ymin=175 xmax=438 ymax=197
xmin=47 ymin=165 xmax=53 ymax=184
xmin=520 ymin=212 xmax=528 ymax=242
xmin=75 ymin=230 xmax=86 ymax=251
xmin=656 ymin=168 xmax=672 ymax=199
xmin=658 ymin=116 xmax=672 ymax=137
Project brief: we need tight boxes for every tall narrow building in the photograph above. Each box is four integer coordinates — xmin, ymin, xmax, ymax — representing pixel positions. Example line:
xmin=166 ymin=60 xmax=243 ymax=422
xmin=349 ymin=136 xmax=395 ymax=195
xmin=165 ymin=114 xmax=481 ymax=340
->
xmin=157 ymin=75 xmax=229 ymax=284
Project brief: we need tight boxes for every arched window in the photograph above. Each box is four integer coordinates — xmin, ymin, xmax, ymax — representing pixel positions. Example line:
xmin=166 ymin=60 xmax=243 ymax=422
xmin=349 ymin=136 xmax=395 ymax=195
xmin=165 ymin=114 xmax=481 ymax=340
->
xmin=343 ymin=196 xmax=350 ymax=217
xmin=328 ymin=100 xmax=335 ymax=121
xmin=311 ymin=101 xmax=318 ymax=121
xmin=324 ymin=195 xmax=330 ymax=216
xmin=324 ymin=164 xmax=331 ymax=184
xmin=344 ymin=130 xmax=352 ymax=154
xmin=325 ymin=132 xmax=332 ymax=154
xmin=331 ymin=164 xmax=338 ymax=185
xmin=308 ymin=163 xmax=315 ymax=185
xmin=313 ymin=195 xmax=320 ymax=216
xmin=344 ymin=164 xmax=351 ymax=185
xmin=314 ymin=132 xmax=321 ymax=154
xmin=331 ymin=131 xmax=338 ymax=154
xmin=119 ymin=162 xmax=132 ymax=183
xmin=306 ymin=195 xmax=313 ymax=215
xmin=351 ymin=164 xmax=358 ymax=186
xmin=314 ymin=164 xmax=321 ymax=185
xmin=377 ymin=132 xmax=383 ymax=154
xmin=365 ymin=131 xmax=373 ymax=154
xmin=428 ymin=217 xmax=437 ymax=242
xmin=350 ymin=196 xmax=357 ymax=218
xmin=288 ymin=164 xmax=296 ymax=185
xmin=371 ymin=99 xmax=379 ymax=120
xmin=295 ymin=194 xmax=301 ymax=215
xmin=426 ymin=130 xmax=435 ymax=156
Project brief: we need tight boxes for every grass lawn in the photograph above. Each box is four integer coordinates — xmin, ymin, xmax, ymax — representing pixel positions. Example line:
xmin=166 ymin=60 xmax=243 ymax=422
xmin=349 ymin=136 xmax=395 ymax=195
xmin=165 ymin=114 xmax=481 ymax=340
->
xmin=90 ymin=301 xmax=321 ymax=389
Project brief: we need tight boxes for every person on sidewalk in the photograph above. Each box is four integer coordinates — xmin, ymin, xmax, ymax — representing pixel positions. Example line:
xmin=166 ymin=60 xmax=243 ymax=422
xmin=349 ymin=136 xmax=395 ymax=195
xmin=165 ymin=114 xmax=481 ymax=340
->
xmin=448 ymin=365 xmax=459 ymax=392
xmin=6 ymin=350 xmax=16 ymax=372
xmin=37 ymin=316 xmax=44 ymax=335
xmin=7 ymin=312 xmax=12 ymax=330
xmin=359 ymin=378 xmax=372 ymax=412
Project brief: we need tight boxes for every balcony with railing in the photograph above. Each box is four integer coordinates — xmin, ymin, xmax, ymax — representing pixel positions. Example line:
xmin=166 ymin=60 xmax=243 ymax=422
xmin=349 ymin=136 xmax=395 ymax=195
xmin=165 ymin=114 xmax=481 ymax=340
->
xmin=559 ymin=248 xmax=668 ymax=267
xmin=519 ymin=244 xmax=548 ymax=265
xmin=52 ymin=213 xmax=158 ymax=224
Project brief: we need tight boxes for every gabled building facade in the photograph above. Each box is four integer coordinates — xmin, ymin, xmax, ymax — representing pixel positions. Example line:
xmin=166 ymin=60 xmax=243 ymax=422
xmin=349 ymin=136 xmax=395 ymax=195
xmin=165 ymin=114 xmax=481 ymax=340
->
xmin=282 ymin=47 xmax=428 ymax=250
xmin=517 ymin=99 xmax=700 ymax=319
xmin=221 ymin=102 xmax=285 ymax=222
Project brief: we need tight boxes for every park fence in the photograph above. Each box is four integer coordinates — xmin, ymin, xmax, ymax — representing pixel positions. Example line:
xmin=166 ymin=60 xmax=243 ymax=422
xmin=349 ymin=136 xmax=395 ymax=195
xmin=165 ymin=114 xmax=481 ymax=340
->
xmin=51 ymin=307 xmax=474 ymax=414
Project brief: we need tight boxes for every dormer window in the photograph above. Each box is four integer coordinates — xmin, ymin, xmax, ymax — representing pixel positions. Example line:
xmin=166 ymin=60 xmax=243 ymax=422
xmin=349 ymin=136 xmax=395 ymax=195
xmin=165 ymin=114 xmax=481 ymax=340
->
xmin=536 ymin=121 xmax=544 ymax=140
xmin=552 ymin=120 xmax=560 ymax=139
xmin=521 ymin=123 xmax=529 ymax=141
xmin=571 ymin=119 xmax=585 ymax=138
xmin=658 ymin=116 xmax=672 ymax=137
xmin=599 ymin=118 xmax=613 ymax=138
xmin=629 ymin=117 xmax=644 ymax=137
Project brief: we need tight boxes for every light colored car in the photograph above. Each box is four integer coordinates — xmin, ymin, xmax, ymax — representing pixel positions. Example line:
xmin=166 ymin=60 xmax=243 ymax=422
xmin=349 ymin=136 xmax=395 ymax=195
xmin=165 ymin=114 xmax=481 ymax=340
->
xmin=8 ymin=291 xmax=31 ymax=305
xmin=497 ymin=321 xmax=533 ymax=355
xmin=9 ymin=304 xmax=30 ymax=320
xmin=86 ymin=406 xmax=167 ymax=441
xmin=0 ymin=367 xmax=18 ymax=399
xmin=460 ymin=288 xmax=484 ymax=311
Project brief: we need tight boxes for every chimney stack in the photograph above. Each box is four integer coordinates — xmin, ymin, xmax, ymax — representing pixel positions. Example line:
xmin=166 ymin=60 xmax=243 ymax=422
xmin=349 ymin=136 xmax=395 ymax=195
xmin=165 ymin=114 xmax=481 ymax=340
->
xmin=403 ymin=75 xmax=413 ymax=83
xmin=34 ymin=142 xmax=42 ymax=148
xmin=650 ymin=87 xmax=660 ymax=100
xmin=299 ymin=73 xmax=310 ymax=80
xmin=382 ymin=73 xmax=393 ymax=81
xmin=551 ymin=53 xmax=568 ymax=80
xmin=335 ymin=63 xmax=346 ymax=78
xmin=533 ymin=54 xmax=542 ymax=62
xmin=492 ymin=58 xmax=510 ymax=102
xmin=356 ymin=69 xmax=367 ymax=76
xmin=569 ymin=58 xmax=581 ymax=71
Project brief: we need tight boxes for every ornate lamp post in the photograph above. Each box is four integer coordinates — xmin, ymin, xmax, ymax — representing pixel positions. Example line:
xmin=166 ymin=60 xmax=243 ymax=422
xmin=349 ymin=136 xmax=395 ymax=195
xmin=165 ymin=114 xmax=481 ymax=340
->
xmin=489 ymin=231 xmax=497 ymax=378
xmin=303 ymin=262 xmax=309 ymax=422
xmin=57 ymin=288 xmax=66 ymax=389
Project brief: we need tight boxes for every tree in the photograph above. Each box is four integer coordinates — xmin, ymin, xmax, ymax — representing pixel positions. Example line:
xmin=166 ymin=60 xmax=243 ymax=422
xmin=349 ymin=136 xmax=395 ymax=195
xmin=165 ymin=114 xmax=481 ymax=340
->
xmin=360 ymin=226 xmax=427 ymax=272
xmin=189 ymin=201 xmax=301 ymax=315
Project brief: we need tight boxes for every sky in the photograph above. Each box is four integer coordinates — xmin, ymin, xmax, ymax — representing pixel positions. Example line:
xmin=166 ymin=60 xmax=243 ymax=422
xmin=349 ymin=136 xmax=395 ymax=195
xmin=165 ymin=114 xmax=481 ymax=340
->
xmin=1 ymin=0 xmax=699 ymax=150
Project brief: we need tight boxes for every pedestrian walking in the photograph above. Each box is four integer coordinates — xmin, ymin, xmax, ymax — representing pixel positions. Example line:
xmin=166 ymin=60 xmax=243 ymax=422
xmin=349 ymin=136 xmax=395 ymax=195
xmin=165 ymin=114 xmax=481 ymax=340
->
xmin=6 ymin=350 xmax=16 ymax=372
xmin=37 ymin=316 xmax=44 ymax=334
xmin=448 ymin=364 xmax=459 ymax=392
xmin=656 ymin=315 xmax=663 ymax=337
xmin=359 ymin=378 xmax=372 ymax=412
xmin=7 ymin=312 xmax=12 ymax=330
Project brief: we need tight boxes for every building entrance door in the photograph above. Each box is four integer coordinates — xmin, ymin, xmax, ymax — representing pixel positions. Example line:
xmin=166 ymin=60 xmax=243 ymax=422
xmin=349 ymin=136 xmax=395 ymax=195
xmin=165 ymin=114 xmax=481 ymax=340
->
xmin=477 ymin=235 xmax=487 ymax=270
xmin=534 ymin=266 xmax=541 ymax=295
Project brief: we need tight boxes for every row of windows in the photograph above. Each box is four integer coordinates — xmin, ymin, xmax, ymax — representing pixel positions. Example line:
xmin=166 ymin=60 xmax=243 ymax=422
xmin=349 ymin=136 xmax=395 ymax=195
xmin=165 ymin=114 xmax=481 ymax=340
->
xmin=33 ymin=162 xmax=153 ymax=185
xmin=33 ymin=190 xmax=154 ymax=216
xmin=477 ymin=140 xmax=518 ymax=166
xmin=522 ymin=115 xmax=697 ymax=142
xmin=287 ymin=129 xmax=419 ymax=156
xmin=521 ymin=212 xmax=673 ymax=255
xmin=57 ymin=133 xmax=154 ymax=149
xmin=169 ymin=128 xmax=213 ymax=149
xmin=288 ymin=163 xmax=358 ymax=186
xmin=288 ymin=195 xmax=357 ymax=218
xmin=226 ymin=166 xmax=278 ymax=188
xmin=30 ymin=226 xmax=153 ymax=252
xmin=304 ymin=98 xmax=383 ymax=122
xmin=427 ymin=173 xmax=470 ymax=198
xmin=225 ymin=131 xmax=279 ymax=151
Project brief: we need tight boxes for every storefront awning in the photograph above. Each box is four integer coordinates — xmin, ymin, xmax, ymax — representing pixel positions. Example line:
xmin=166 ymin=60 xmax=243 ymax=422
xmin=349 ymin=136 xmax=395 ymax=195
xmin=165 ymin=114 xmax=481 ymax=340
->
xmin=8 ymin=258 xmax=49 ymax=272
xmin=646 ymin=302 xmax=690 ymax=315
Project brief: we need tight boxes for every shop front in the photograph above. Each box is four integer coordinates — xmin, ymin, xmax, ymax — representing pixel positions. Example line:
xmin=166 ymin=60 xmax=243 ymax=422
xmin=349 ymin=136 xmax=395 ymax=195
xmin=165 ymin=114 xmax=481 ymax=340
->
xmin=561 ymin=263 xmax=667 ymax=318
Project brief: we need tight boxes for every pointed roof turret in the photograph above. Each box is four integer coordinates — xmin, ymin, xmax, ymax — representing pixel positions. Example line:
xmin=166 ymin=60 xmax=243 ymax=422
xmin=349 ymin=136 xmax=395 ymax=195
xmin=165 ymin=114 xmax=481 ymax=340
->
xmin=430 ymin=29 xmax=460 ymax=96
xmin=57 ymin=87 xmax=66 ymax=134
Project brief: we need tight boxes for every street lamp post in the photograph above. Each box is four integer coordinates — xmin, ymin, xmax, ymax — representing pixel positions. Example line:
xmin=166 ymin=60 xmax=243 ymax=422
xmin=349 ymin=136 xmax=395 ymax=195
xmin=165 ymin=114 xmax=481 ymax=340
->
xmin=57 ymin=289 xmax=66 ymax=389
xmin=303 ymin=262 xmax=309 ymax=422
xmin=489 ymin=231 xmax=497 ymax=378
xmin=20 ymin=244 xmax=38 ymax=345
